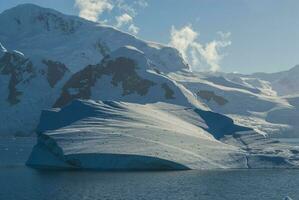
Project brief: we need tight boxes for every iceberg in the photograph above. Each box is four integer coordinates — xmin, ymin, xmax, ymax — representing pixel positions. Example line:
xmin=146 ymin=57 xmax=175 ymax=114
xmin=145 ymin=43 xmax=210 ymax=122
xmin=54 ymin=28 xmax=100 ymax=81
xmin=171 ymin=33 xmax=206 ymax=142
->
xmin=27 ymin=100 xmax=299 ymax=170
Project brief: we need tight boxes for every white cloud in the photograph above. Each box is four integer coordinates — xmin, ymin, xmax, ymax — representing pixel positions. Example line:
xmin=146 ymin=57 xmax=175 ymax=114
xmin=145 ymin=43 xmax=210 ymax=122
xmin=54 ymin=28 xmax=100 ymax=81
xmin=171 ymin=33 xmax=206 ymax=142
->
xmin=128 ymin=24 xmax=140 ymax=34
xmin=75 ymin=0 xmax=146 ymax=35
xmin=116 ymin=13 xmax=133 ymax=27
xmin=116 ymin=0 xmax=137 ymax=15
xmin=116 ymin=0 xmax=148 ymax=14
xmin=75 ymin=0 xmax=113 ymax=22
xmin=169 ymin=25 xmax=198 ymax=60
xmin=170 ymin=25 xmax=231 ymax=72
xmin=115 ymin=12 xmax=140 ymax=35
xmin=114 ymin=0 xmax=146 ymax=35
xmin=134 ymin=0 xmax=148 ymax=8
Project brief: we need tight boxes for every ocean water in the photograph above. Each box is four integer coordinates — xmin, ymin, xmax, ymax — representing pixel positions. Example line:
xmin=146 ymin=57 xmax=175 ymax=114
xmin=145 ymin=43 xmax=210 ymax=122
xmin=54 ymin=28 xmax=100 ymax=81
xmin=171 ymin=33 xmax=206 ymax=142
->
xmin=0 ymin=137 xmax=299 ymax=200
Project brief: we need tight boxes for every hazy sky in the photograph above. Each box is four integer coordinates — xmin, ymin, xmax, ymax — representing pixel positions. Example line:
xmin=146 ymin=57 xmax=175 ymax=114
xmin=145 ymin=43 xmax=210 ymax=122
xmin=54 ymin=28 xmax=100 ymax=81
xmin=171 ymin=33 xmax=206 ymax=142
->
xmin=1 ymin=0 xmax=298 ymax=73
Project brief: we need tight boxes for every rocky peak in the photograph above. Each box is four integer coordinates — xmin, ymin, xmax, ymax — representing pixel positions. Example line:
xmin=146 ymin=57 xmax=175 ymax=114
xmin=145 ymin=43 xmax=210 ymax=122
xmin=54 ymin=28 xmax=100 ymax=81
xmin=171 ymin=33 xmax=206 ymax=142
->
xmin=42 ymin=60 xmax=70 ymax=88
xmin=53 ymin=46 xmax=157 ymax=108
xmin=0 ymin=50 xmax=35 ymax=105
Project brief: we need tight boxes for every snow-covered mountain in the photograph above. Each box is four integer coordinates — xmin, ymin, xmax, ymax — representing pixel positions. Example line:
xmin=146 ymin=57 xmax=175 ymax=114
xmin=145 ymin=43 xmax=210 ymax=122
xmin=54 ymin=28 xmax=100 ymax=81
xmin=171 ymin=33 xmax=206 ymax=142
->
xmin=0 ymin=4 xmax=191 ymax=135
xmin=1 ymin=4 xmax=299 ymax=169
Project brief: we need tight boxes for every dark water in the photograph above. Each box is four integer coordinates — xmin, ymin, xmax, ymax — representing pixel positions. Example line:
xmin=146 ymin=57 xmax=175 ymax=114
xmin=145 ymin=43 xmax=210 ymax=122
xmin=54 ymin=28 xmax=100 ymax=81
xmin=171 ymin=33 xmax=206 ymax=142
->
xmin=1 ymin=137 xmax=299 ymax=200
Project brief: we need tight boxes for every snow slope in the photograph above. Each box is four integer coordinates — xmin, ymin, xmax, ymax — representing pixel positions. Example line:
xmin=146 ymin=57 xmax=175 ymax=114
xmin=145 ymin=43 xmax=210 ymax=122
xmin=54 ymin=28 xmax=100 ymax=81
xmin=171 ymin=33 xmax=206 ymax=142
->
xmin=53 ymin=46 xmax=200 ymax=109
xmin=168 ymin=71 xmax=293 ymax=136
xmin=27 ymin=100 xmax=299 ymax=170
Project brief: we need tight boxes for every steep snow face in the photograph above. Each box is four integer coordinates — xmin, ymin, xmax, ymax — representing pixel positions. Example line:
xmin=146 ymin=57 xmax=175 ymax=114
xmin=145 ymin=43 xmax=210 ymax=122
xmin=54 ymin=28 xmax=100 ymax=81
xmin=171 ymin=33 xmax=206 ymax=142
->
xmin=27 ymin=100 xmax=299 ymax=170
xmin=54 ymin=46 xmax=195 ymax=108
xmin=0 ymin=44 xmax=70 ymax=135
xmin=0 ymin=4 xmax=188 ymax=73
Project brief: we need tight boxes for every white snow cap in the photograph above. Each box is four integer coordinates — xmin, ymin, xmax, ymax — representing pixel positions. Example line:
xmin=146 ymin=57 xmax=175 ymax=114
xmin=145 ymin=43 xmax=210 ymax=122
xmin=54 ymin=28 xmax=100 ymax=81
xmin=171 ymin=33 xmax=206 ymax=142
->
xmin=111 ymin=46 xmax=145 ymax=57
xmin=13 ymin=50 xmax=25 ymax=57
xmin=283 ymin=196 xmax=293 ymax=200
xmin=0 ymin=43 xmax=7 ymax=57
xmin=108 ymin=46 xmax=150 ymax=69
xmin=123 ymin=45 xmax=145 ymax=54
xmin=0 ymin=43 xmax=7 ymax=52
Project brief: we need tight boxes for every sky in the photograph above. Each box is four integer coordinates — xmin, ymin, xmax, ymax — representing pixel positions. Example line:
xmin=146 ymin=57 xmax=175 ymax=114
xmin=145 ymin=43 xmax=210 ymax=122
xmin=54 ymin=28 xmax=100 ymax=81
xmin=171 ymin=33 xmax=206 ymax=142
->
xmin=0 ymin=0 xmax=298 ymax=73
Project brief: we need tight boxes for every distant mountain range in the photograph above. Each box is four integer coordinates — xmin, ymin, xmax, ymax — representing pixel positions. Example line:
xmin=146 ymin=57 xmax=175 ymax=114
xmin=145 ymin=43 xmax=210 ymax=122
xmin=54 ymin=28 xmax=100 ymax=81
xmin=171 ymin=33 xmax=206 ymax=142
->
xmin=1 ymin=4 xmax=299 ymax=169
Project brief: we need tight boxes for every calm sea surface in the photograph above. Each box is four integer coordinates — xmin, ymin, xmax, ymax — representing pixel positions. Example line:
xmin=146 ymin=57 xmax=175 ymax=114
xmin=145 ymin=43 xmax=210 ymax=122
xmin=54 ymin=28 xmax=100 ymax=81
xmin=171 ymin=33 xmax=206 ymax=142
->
xmin=0 ymin=137 xmax=299 ymax=200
